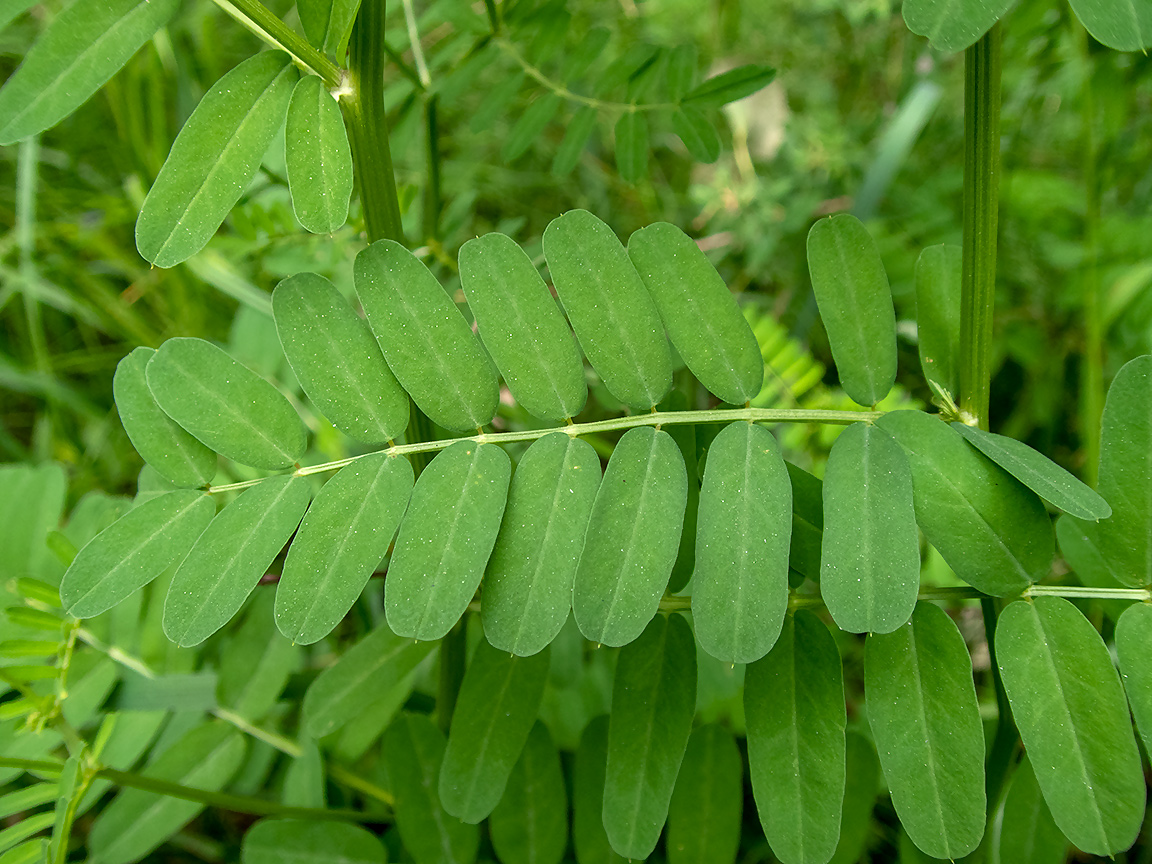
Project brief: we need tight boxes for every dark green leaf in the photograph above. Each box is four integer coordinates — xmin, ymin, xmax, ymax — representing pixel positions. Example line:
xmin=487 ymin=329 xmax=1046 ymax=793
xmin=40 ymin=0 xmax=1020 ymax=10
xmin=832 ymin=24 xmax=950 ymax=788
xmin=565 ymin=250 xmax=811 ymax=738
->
xmin=217 ymin=593 xmax=300 ymax=722
xmin=681 ymin=64 xmax=775 ymax=107
xmin=829 ymin=732 xmax=881 ymax=864
xmin=572 ymin=716 xmax=626 ymax=864
xmin=913 ymin=244 xmax=961 ymax=401
xmin=489 ymin=722 xmax=568 ymax=864
xmin=242 ymin=819 xmax=386 ymax=864
xmin=164 ymin=475 xmax=310 ymax=646
xmin=552 ymin=106 xmax=598 ymax=176
xmin=806 ymin=214 xmax=897 ymax=406
xmin=665 ymin=413 xmax=698 ymax=595
xmin=997 ymin=596 xmax=1145 ymax=855
xmin=746 ymin=610 xmax=846 ymax=864
xmin=439 ymin=639 xmax=551 ymax=823
xmin=1067 ymin=0 xmax=1152 ymax=51
xmin=355 ymin=240 xmax=499 ymax=433
xmin=672 ymin=107 xmax=720 ymax=163
xmin=603 ymin=614 xmax=696 ymax=860
xmin=61 ymin=490 xmax=214 ymax=619
xmin=482 ymin=433 xmax=601 ymax=656
xmin=996 ymin=755 xmax=1069 ymax=864
xmin=285 ymin=76 xmax=353 ymax=234
xmin=786 ymin=461 xmax=824 ymax=581
xmin=693 ymin=421 xmax=791 ymax=664
xmin=136 ymin=52 xmax=298 ymax=267
xmin=147 ymin=337 xmax=307 ymax=470
xmin=1116 ymin=602 xmax=1152 ymax=761
xmin=666 ymin=724 xmax=742 ymax=864
xmin=665 ymin=44 xmax=698 ymax=101
xmin=573 ymin=427 xmax=687 ymax=646
xmin=613 ymin=112 xmax=648 ymax=183
xmin=470 ymin=72 xmax=524 ymax=133
xmin=902 ymin=0 xmax=1014 ymax=52
xmin=562 ymin=27 xmax=610 ymax=80
xmin=296 ymin=0 xmax=360 ymax=54
xmin=277 ymin=453 xmax=413 ymax=644
xmin=865 ymin=602 xmax=985 ymax=859
xmin=504 ymin=93 xmax=562 ymax=162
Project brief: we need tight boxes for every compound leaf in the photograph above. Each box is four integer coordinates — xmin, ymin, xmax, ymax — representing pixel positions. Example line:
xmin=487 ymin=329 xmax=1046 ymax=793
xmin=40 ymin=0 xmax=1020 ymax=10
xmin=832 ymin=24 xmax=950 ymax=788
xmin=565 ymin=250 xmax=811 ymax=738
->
xmin=671 ymin=106 xmax=720 ymax=163
xmin=681 ymin=64 xmax=775 ymax=107
xmin=614 ymin=112 xmax=648 ymax=183
xmin=285 ymin=75 xmax=353 ymax=234
xmin=241 ymin=819 xmax=386 ymax=864
xmin=489 ymin=722 xmax=567 ymax=864
xmin=666 ymin=724 xmax=742 ymax=864
xmin=552 ymin=106 xmax=598 ymax=176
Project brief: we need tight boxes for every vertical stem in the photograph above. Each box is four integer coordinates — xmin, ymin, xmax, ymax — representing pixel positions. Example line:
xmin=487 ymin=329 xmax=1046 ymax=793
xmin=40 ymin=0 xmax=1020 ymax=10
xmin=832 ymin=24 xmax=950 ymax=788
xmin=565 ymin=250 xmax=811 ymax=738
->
xmin=1078 ymin=23 xmax=1103 ymax=485
xmin=959 ymin=25 xmax=1002 ymax=431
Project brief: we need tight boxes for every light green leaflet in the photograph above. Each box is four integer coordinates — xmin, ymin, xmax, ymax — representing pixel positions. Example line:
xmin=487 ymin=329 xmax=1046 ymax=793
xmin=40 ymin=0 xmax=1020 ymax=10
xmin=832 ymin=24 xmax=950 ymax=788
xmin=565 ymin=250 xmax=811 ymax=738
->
xmin=746 ymin=611 xmax=845 ymax=864
xmin=877 ymin=411 xmax=1053 ymax=595
xmin=865 ymin=603 xmax=985 ymax=860
xmin=114 ymin=348 xmax=216 ymax=488
xmin=672 ymin=107 xmax=720 ymax=163
xmin=603 ymin=614 xmax=696 ymax=860
xmin=553 ymin=106 xmax=598 ymax=176
xmin=458 ymin=233 xmax=588 ymax=422
xmin=277 ymin=454 xmax=413 ymax=644
xmin=482 ymin=433 xmax=601 ymax=656
xmin=297 ymin=0 xmax=360 ymax=55
xmin=572 ymin=426 xmax=687 ymax=647
xmin=302 ymin=621 xmax=436 ymax=738
xmin=693 ymin=422 xmax=791 ymax=664
xmin=163 ymin=475 xmax=310 ymax=647
xmin=913 ymin=244 xmax=961 ymax=400
xmin=355 ymin=240 xmax=499 ymax=433
xmin=386 ymin=442 xmax=510 ymax=640
xmin=821 ymin=422 xmax=919 ymax=634
xmin=60 ymin=490 xmax=214 ymax=619
xmin=681 ymin=64 xmax=776 ymax=107
xmin=146 ymin=337 xmax=307 ymax=470
xmin=543 ymin=210 xmax=673 ymax=411
xmin=629 ymin=223 xmax=764 ymax=405
xmin=273 ymin=273 xmax=408 ymax=444
xmin=1116 ymin=603 xmax=1152 ymax=761
xmin=88 ymin=723 xmax=246 ymax=864
xmin=902 ymin=0 xmax=1014 ymax=52
xmin=0 ymin=0 xmax=180 ymax=145
xmin=572 ymin=716 xmax=626 ymax=864
xmin=997 ymin=597 xmax=1146 ymax=855
xmin=285 ymin=76 xmax=353 ymax=234
xmin=829 ymin=732 xmax=881 ymax=864
xmin=136 ymin=52 xmax=298 ymax=267
xmin=383 ymin=714 xmax=479 ymax=864
xmin=439 ymin=640 xmax=551 ymax=823
xmin=1068 ymin=0 xmax=1152 ymax=51
xmin=242 ymin=819 xmax=386 ymax=864
xmin=666 ymin=725 xmax=742 ymax=864
xmin=953 ymin=424 xmax=1110 ymax=521
xmin=1092 ymin=354 xmax=1152 ymax=587
xmin=806 ymin=214 xmax=897 ymax=407
xmin=489 ymin=722 xmax=568 ymax=864
xmin=614 ymin=112 xmax=649 ymax=183
xmin=997 ymin=756 xmax=1069 ymax=864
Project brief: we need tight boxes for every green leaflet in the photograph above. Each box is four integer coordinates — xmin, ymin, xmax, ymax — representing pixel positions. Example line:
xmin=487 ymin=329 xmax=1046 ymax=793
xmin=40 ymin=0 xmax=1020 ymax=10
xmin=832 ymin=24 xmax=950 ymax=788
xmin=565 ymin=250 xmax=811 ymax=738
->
xmin=296 ymin=0 xmax=360 ymax=55
xmin=504 ymin=93 xmax=562 ymax=162
xmin=628 ymin=223 xmax=764 ymax=404
xmin=481 ymin=433 xmax=601 ymax=656
xmin=665 ymin=415 xmax=699 ymax=595
xmin=146 ymin=337 xmax=307 ymax=470
xmin=877 ymin=410 xmax=1053 ymax=595
xmin=997 ymin=597 xmax=1146 ymax=855
xmin=913 ymin=244 xmax=961 ymax=401
xmin=163 ymin=475 xmax=311 ymax=647
xmin=865 ymin=603 xmax=985 ymax=860
xmin=666 ymin=44 xmax=698 ymax=100
xmin=0 ymin=0 xmax=37 ymax=34
xmin=355 ymin=240 xmax=500 ymax=433
xmin=996 ymin=756 xmax=1069 ymax=864
xmin=217 ymin=594 xmax=300 ymax=722
xmin=77 ymin=711 xmax=167 ymax=816
xmin=614 ymin=112 xmax=649 ymax=183
xmin=277 ymin=454 xmax=413 ymax=644
xmin=302 ymin=621 xmax=436 ymax=738
xmin=136 ymin=53 xmax=298 ymax=267
xmin=386 ymin=441 xmax=510 ymax=640
xmin=693 ymin=421 xmax=791 ymax=664
xmin=114 ymin=348 xmax=216 ymax=488
xmin=0 ymin=0 xmax=180 ymax=145
xmin=1092 ymin=354 xmax=1152 ymax=586
xmin=383 ymin=714 xmax=479 ymax=864
xmin=681 ymin=64 xmax=775 ymax=107
xmin=746 ymin=611 xmax=846 ymax=864
xmin=1055 ymin=514 xmax=1130 ymax=622
xmin=61 ymin=490 xmax=214 ymax=619
xmin=285 ymin=76 xmax=353 ymax=234
xmin=671 ymin=106 xmax=720 ymax=163
xmin=563 ymin=27 xmax=611 ymax=80
xmin=552 ymin=106 xmax=598 ymax=176
xmin=572 ymin=716 xmax=625 ymax=864
xmin=273 ymin=273 xmax=408 ymax=445
xmin=902 ymin=0 xmax=1014 ymax=52
xmin=458 ymin=233 xmax=588 ymax=422
xmin=952 ymin=424 xmax=1111 ymax=521
xmin=603 ymin=614 xmax=696 ymax=860
xmin=489 ymin=722 xmax=568 ymax=864
xmin=821 ymin=422 xmax=919 ymax=634
xmin=666 ymin=724 xmax=743 ymax=864
xmin=88 ymin=723 xmax=246 ymax=864
xmin=1067 ymin=0 xmax=1152 ymax=51
xmin=806 ymin=214 xmax=897 ymax=407
xmin=1116 ymin=603 xmax=1152 ymax=760
xmin=242 ymin=819 xmax=386 ymax=864
xmin=572 ymin=426 xmax=687 ymax=646
xmin=829 ymin=732 xmax=881 ymax=864
xmin=0 ymin=463 xmax=65 ymax=584
xmin=282 ymin=741 xmax=325 ymax=809
xmin=439 ymin=640 xmax=551 ymax=823
xmin=787 ymin=461 xmax=824 ymax=581
xmin=470 ymin=72 xmax=524 ymax=133
xmin=543 ymin=210 xmax=673 ymax=411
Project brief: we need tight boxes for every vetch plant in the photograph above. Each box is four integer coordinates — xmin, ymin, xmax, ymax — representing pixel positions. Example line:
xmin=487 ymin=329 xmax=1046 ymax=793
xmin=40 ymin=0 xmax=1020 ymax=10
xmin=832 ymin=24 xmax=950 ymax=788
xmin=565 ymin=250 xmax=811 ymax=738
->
xmin=1 ymin=0 xmax=1151 ymax=863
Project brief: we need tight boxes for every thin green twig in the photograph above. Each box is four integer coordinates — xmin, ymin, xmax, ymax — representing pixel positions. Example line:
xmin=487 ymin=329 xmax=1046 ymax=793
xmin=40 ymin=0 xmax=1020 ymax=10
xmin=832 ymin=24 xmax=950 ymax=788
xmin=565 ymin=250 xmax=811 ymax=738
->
xmin=207 ymin=0 xmax=344 ymax=88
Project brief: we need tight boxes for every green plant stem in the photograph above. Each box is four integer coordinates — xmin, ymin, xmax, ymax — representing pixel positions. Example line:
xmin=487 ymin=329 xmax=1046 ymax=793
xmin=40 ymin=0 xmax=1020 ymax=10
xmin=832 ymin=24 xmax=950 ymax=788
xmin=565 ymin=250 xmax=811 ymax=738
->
xmin=342 ymin=0 xmax=406 ymax=244
xmin=959 ymin=24 xmax=1002 ymax=430
xmin=207 ymin=0 xmax=343 ymax=88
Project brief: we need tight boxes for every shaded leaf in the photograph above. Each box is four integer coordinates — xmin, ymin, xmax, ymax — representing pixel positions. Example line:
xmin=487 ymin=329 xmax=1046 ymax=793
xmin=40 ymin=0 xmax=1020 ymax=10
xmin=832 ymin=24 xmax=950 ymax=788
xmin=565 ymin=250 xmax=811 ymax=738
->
xmin=470 ymin=72 xmax=524 ymax=133
xmin=572 ymin=716 xmax=626 ymax=864
xmin=562 ymin=27 xmax=611 ymax=80
xmin=552 ymin=106 xmax=598 ymax=176
xmin=1067 ymin=0 xmax=1152 ymax=51
xmin=997 ymin=755 xmax=1069 ymax=864
xmin=613 ymin=112 xmax=648 ymax=183
xmin=666 ymin=724 xmax=742 ymax=864
xmin=489 ymin=722 xmax=568 ymax=864
xmin=504 ymin=93 xmax=562 ymax=162
xmin=913 ymin=244 xmax=961 ymax=401
xmin=296 ymin=0 xmax=360 ymax=55
xmin=1116 ymin=602 xmax=1152 ymax=761
xmin=681 ymin=64 xmax=775 ymax=107
xmin=242 ymin=819 xmax=386 ymax=864
xmin=665 ymin=44 xmax=698 ymax=101
xmin=285 ymin=76 xmax=353 ymax=234
xmin=672 ymin=106 xmax=720 ymax=163
xmin=902 ymin=0 xmax=1014 ymax=52
xmin=829 ymin=732 xmax=881 ymax=864
xmin=786 ymin=460 xmax=824 ymax=581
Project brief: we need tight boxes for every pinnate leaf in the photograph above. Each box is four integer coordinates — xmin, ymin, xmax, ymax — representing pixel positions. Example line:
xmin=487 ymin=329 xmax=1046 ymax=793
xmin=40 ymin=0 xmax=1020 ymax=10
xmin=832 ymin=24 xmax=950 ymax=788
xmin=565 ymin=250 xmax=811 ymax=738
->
xmin=614 ymin=112 xmax=648 ymax=183
xmin=285 ymin=76 xmax=353 ymax=234
xmin=552 ymin=106 xmax=598 ymax=176
xmin=672 ymin=106 xmax=720 ymax=163
xmin=681 ymin=64 xmax=775 ymax=107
